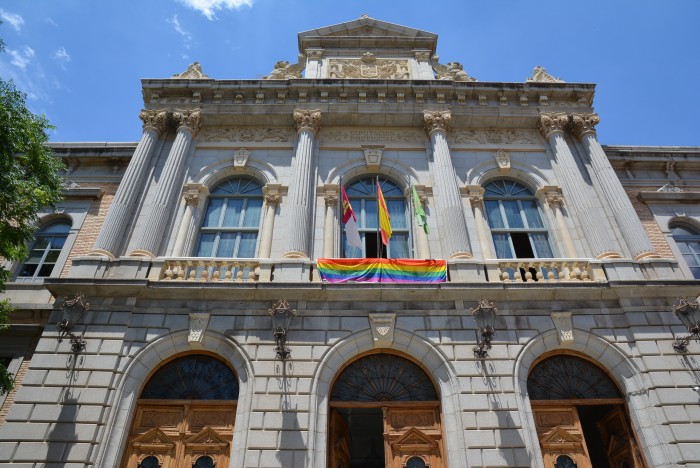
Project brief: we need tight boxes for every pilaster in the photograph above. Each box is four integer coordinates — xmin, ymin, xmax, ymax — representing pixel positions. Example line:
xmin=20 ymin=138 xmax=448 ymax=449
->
xmin=536 ymin=186 xmax=577 ymax=258
xmin=172 ymin=183 xmax=208 ymax=257
xmin=466 ymin=185 xmax=494 ymax=260
xmin=322 ymin=185 xmax=339 ymax=258
xmin=259 ymin=184 xmax=283 ymax=259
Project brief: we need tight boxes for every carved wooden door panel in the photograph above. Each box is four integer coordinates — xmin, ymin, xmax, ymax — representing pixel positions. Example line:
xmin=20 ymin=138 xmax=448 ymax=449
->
xmin=329 ymin=409 xmax=351 ymax=468
xmin=532 ymin=406 xmax=592 ymax=468
xmin=384 ymin=406 xmax=444 ymax=468
xmin=122 ymin=402 xmax=235 ymax=468
xmin=596 ymin=407 xmax=646 ymax=468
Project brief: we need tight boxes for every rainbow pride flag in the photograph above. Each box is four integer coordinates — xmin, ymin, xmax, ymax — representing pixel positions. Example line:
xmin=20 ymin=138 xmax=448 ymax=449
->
xmin=317 ymin=258 xmax=447 ymax=284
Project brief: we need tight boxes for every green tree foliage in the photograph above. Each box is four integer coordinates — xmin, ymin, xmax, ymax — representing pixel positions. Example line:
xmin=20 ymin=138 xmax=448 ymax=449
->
xmin=0 ymin=76 xmax=64 ymax=394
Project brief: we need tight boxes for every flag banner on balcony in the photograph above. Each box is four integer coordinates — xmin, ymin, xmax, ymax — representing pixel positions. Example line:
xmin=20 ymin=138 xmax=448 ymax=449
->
xmin=317 ymin=258 xmax=447 ymax=284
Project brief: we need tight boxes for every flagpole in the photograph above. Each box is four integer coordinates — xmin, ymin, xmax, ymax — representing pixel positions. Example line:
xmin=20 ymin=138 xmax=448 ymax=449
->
xmin=338 ymin=175 xmax=342 ymax=258
xmin=376 ymin=175 xmax=381 ymax=258
xmin=409 ymin=182 xmax=416 ymax=259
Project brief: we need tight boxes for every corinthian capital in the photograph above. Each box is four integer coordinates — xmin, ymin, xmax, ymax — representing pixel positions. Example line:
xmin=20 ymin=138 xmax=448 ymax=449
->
xmin=139 ymin=110 xmax=169 ymax=136
xmin=423 ymin=110 xmax=451 ymax=136
xmin=173 ymin=110 xmax=202 ymax=137
xmin=570 ymin=113 xmax=600 ymax=140
xmin=293 ymin=109 xmax=321 ymax=134
xmin=537 ymin=112 xmax=569 ymax=140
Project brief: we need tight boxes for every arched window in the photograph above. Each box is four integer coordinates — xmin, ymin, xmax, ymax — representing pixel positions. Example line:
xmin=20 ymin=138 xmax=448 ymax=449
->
xmin=344 ymin=176 xmax=410 ymax=258
xmin=483 ymin=179 xmax=553 ymax=259
xmin=195 ymin=177 xmax=263 ymax=258
xmin=670 ymin=222 xmax=700 ymax=279
xmin=18 ymin=220 xmax=71 ymax=278
xmin=137 ymin=456 xmax=160 ymax=468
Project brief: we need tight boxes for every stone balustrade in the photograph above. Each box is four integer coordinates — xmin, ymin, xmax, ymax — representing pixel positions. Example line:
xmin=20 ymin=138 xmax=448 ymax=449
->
xmin=487 ymin=259 xmax=608 ymax=283
xmin=159 ymin=258 xmax=263 ymax=282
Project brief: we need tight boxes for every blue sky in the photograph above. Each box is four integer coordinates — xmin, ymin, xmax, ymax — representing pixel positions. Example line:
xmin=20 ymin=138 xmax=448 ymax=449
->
xmin=0 ymin=0 xmax=698 ymax=146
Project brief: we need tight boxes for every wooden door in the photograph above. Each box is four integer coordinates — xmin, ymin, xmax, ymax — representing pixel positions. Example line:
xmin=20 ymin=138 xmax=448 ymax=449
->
xmin=384 ymin=406 xmax=444 ymax=468
xmin=329 ymin=409 xmax=351 ymax=468
xmin=532 ymin=406 xmax=592 ymax=468
xmin=122 ymin=401 xmax=235 ymax=468
xmin=597 ymin=407 xmax=645 ymax=468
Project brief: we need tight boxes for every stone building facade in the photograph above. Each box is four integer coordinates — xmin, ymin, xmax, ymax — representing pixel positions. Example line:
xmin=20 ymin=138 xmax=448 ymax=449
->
xmin=1 ymin=16 xmax=700 ymax=468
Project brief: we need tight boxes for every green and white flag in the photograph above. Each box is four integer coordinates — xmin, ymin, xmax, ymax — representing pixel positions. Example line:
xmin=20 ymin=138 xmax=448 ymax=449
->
xmin=412 ymin=185 xmax=429 ymax=234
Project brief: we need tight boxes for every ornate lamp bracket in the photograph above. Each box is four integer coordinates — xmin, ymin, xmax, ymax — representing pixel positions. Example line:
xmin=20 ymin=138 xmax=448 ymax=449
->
xmin=268 ymin=299 xmax=298 ymax=360
xmin=470 ymin=299 xmax=498 ymax=358
xmin=57 ymin=292 xmax=89 ymax=354
xmin=672 ymin=296 xmax=700 ymax=353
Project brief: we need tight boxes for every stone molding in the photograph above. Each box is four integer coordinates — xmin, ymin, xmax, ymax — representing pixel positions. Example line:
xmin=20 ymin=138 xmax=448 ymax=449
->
xmin=139 ymin=110 xmax=169 ymax=136
xmin=183 ymin=183 xmax=208 ymax=207
xmin=423 ymin=110 xmax=451 ymax=135
xmin=173 ymin=110 xmax=202 ymax=137
xmin=293 ymin=109 xmax=322 ymax=134
xmin=368 ymin=313 xmax=397 ymax=347
xmin=570 ymin=113 xmax=600 ymax=140
xmin=537 ymin=112 xmax=569 ymax=139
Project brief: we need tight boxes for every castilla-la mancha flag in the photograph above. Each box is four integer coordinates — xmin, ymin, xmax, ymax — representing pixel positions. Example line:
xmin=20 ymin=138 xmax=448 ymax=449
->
xmin=377 ymin=180 xmax=393 ymax=245
xmin=341 ymin=186 xmax=362 ymax=249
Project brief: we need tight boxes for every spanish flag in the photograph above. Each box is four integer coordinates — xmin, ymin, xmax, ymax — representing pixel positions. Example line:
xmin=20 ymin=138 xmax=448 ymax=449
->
xmin=377 ymin=180 xmax=392 ymax=245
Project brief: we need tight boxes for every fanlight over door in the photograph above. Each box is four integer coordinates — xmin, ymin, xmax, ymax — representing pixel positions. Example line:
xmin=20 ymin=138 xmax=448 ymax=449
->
xmin=121 ymin=355 xmax=239 ymax=468
xmin=528 ymin=354 xmax=646 ymax=468
xmin=329 ymin=353 xmax=444 ymax=468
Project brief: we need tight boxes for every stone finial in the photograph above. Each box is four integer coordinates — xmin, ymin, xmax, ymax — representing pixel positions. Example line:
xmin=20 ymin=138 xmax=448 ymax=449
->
xmin=183 ymin=183 xmax=208 ymax=207
xmin=431 ymin=57 xmax=477 ymax=82
xmin=139 ymin=110 xmax=169 ymax=136
xmin=173 ymin=110 xmax=202 ymax=137
xmin=537 ymin=112 xmax=569 ymax=140
xmin=527 ymin=65 xmax=564 ymax=83
xmin=570 ymin=113 xmax=600 ymax=140
xmin=423 ymin=110 xmax=451 ymax=136
xmin=263 ymin=54 xmax=306 ymax=80
xmin=173 ymin=62 xmax=209 ymax=79
xmin=293 ymin=109 xmax=322 ymax=134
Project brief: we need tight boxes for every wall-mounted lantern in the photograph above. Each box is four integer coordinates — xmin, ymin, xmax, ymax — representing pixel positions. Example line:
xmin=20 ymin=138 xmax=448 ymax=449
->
xmin=470 ymin=299 xmax=498 ymax=358
xmin=268 ymin=299 xmax=297 ymax=360
xmin=57 ymin=292 xmax=89 ymax=353
xmin=672 ymin=296 xmax=700 ymax=353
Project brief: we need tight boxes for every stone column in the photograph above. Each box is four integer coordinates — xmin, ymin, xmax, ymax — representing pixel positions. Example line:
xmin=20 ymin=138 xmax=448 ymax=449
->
xmin=571 ymin=113 xmax=657 ymax=259
xmin=537 ymin=186 xmax=577 ymax=258
xmin=423 ymin=111 xmax=472 ymax=258
xmin=130 ymin=110 xmax=202 ymax=257
xmin=258 ymin=184 xmax=282 ymax=259
xmin=90 ymin=110 xmax=168 ymax=257
xmin=172 ymin=184 xmax=208 ymax=257
xmin=322 ymin=185 xmax=339 ymax=258
xmin=538 ymin=112 xmax=621 ymax=259
xmin=411 ymin=185 xmax=432 ymax=259
xmin=283 ymin=109 xmax=321 ymax=258
xmin=466 ymin=186 xmax=495 ymax=259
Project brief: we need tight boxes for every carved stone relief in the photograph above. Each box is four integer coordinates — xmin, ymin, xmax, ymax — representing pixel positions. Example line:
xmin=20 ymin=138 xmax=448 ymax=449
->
xmin=321 ymin=128 xmax=424 ymax=143
xmin=189 ymin=313 xmax=210 ymax=346
xmin=363 ymin=146 xmax=384 ymax=168
xmin=233 ymin=148 xmax=249 ymax=168
xmin=172 ymin=62 xmax=209 ymax=79
xmin=263 ymin=54 xmax=306 ymax=80
xmin=368 ymin=313 xmax=396 ymax=346
xmin=200 ymin=127 xmax=292 ymax=142
xmin=657 ymin=183 xmax=683 ymax=193
xmin=527 ymin=65 xmax=564 ymax=83
xmin=494 ymin=149 xmax=511 ymax=172
xmin=328 ymin=58 xmax=410 ymax=79
xmin=450 ymin=129 xmax=539 ymax=145
xmin=431 ymin=56 xmax=477 ymax=82
xmin=551 ymin=312 xmax=574 ymax=345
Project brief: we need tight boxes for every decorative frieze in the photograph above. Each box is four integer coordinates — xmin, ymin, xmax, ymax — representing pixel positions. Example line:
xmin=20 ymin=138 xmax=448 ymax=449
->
xmin=201 ymin=127 xmax=292 ymax=143
xmin=321 ymin=129 xmax=423 ymax=143
xmin=328 ymin=58 xmax=410 ymax=79
xmin=293 ymin=109 xmax=322 ymax=134
xmin=451 ymin=129 xmax=538 ymax=145
xmin=423 ymin=110 xmax=451 ymax=136
xmin=139 ymin=110 xmax=169 ymax=136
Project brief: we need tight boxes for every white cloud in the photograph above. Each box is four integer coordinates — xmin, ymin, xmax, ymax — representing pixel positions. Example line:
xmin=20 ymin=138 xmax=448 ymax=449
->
xmin=45 ymin=17 xmax=58 ymax=27
xmin=7 ymin=45 xmax=35 ymax=70
xmin=167 ymin=14 xmax=193 ymax=48
xmin=0 ymin=9 xmax=25 ymax=31
xmin=178 ymin=0 xmax=253 ymax=20
xmin=52 ymin=47 xmax=71 ymax=69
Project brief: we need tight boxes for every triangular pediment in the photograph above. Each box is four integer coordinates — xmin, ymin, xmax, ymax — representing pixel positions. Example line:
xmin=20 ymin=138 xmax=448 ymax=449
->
xmin=131 ymin=427 xmax=176 ymax=448
xmin=184 ymin=426 xmax=230 ymax=448
xmin=541 ymin=426 xmax=583 ymax=446
xmin=391 ymin=427 xmax=438 ymax=449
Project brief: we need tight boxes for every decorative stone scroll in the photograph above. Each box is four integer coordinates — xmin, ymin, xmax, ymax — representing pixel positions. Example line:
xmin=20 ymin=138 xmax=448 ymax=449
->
xmin=293 ymin=109 xmax=322 ymax=134
xmin=551 ymin=312 xmax=574 ymax=345
xmin=328 ymin=58 xmax=410 ymax=79
xmin=537 ymin=112 xmax=569 ymax=140
xmin=173 ymin=110 xmax=202 ymax=137
xmin=172 ymin=62 xmax=208 ymax=79
xmin=363 ymin=146 xmax=383 ymax=168
xmin=423 ymin=110 xmax=451 ymax=135
xmin=188 ymin=313 xmax=211 ymax=347
xmin=570 ymin=113 xmax=600 ymax=139
xmin=451 ymin=129 xmax=538 ymax=145
xmin=431 ymin=57 xmax=477 ymax=82
xmin=201 ymin=127 xmax=292 ymax=143
xmin=369 ymin=313 xmax=397 ymax=347
xmin=139 ymin=110 xmax=169 ymax=135
xmin=527 ymin=65 xmax=564 ymax=83
xmin=233 ymin=148 xmax=249 ymax=169
xmin=494 ymin=149 xmax=510 ymax=172
xmin=263 ymin=54 xmax=306 ymax=79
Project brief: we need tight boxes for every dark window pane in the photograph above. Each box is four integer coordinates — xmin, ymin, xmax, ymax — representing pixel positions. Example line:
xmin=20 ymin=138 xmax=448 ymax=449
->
xmin=141 ymin=355 xmax=238 ymax=400
xmin=193 ymin=456 xmax=215 ymax=468
xmin=38 ymin=264 xmax=55 ymax=277
xmin=138 ymin=456 xmax=160 ymax=468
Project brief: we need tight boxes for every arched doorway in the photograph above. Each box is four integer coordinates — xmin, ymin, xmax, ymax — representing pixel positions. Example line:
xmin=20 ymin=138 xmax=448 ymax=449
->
xmin=527 ymin=353 xmax=646 ymax=468
xmin=329 ymin=352 xmax=444 ymax=468
xmin=121 ymin=354 xmax=239 ymax=468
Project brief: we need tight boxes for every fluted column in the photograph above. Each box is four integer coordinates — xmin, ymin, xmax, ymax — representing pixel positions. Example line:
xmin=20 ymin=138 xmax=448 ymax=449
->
xmin=571 ymin=113 xmax=657 ymax=259
xmin=412 ymin=185 xmax=431 ymax=259
xmin=538 ymin=112 xmax=621 ymax=259
xmin=172 ymin=184 xmax=208 ymax=257
xmin=466 ymin=186 xmax=495 ymax=259
xmin=283 ymin=109 xmax=321 ymax=258
xmin=423 ymin=111 xmax=472 ymax=258
xmin=322 ymin=186 xmax=339 ymax=258
xmin=258 ymin=184 xmax=282 ymax=259
xmin=537 ymin=186 xmax=577 ymax=258
xmin=90 ymin=110 xmax=168 ymax=257
xmin=130 ymin=110 xmax=202 ymax=257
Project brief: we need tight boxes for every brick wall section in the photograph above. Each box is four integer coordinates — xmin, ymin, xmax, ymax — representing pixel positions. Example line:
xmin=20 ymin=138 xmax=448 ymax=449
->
xmin=624 ymin=186 xmax=674 ymax=258
xmin=0 ymin=338 xmax=38 ymax=425
xmin=60 ymin=183 xmax=119 ymax=277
